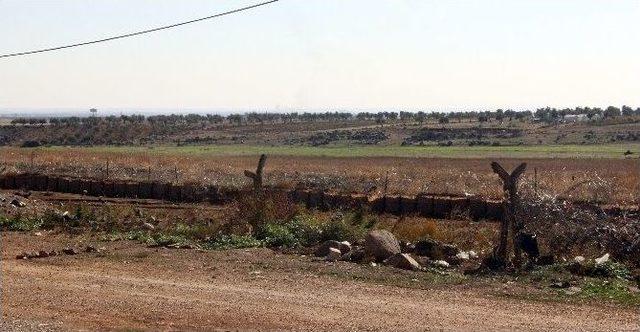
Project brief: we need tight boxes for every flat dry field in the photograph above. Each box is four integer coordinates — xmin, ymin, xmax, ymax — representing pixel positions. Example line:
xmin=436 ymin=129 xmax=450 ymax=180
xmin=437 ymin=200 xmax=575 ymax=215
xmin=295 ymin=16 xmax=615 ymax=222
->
xmin=3 ymin=146 xmax=638 ymax=204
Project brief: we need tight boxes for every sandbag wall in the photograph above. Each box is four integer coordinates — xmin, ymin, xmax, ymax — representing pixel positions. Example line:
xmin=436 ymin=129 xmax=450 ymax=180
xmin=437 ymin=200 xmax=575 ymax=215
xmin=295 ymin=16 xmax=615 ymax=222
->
xmin=0 ymin=173 xmax=235 ymax=204
xmin=288 ymin=189 xmax=503 ymax=221
xmin=0 ymin=173 xmax=504 ymax=221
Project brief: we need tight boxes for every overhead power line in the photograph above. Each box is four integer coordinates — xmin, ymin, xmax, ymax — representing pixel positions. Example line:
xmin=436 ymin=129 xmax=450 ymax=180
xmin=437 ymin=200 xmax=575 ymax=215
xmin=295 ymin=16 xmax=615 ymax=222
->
xmin=0 ymin=0 xmax=280 ymax=59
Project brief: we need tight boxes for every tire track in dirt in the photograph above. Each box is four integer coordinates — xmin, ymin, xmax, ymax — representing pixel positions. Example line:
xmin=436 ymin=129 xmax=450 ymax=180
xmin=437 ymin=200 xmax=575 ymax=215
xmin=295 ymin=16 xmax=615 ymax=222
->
xmin=3 ymin=252 xmax=639 ymax=331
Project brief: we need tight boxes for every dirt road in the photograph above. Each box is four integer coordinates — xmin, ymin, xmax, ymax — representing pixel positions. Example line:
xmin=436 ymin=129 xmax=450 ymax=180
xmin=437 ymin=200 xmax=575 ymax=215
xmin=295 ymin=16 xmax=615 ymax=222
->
xmin=2 ymin=233 xmax=638 ymax=331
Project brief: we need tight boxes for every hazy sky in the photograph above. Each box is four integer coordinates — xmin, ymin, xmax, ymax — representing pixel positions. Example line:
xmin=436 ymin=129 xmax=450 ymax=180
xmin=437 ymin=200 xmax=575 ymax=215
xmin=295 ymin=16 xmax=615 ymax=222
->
xmin=1 ymin=0 xmax=639 ymax=111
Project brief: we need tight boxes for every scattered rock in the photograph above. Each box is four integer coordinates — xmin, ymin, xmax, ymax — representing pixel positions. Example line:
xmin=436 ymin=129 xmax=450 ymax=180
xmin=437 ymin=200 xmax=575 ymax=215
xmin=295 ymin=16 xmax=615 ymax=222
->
xmin=383 ymin=253 xmax=422 ymax=271
xmin=142 ymin=222 xmax=155 ymax=231
xmin=565 ymin=286 xmax=582 ymax=295
xmin=399 ymin=241 xmax=415 ymax=253
xmin=342 ymin=247 xmax=365 ymax=263
xmin=10 ymin=199 xmax=25 ymax=207
xmin=456 ymin=251 xmax=470 ymax=260
xmin=364 ymin=230 xmax=400 ymax=262
xmin=315 ymin=240 xmax=351 ymax=257
xmin=339 ymin=241 xmax=352 ymax=253
xmin=34 ymin=232 xmax=43 ymax=237
xmin=85 ymin=245 xmax=97 ymax=253
xmin=325 ymin=248 xmax=342 ymax=262
xmin=550 ymin=281 xmax=571 ymax=289
xmin=595 ymin=253 xmax=610 ymax=265
xmin=62 ymin=247 xmax=78 ymax=255
xmin=574 ymin=256 xmax=585 ymax=263
xmin=414 ymin=238 xmax=458 ymax=260
xmin=432 ymin=260 xmax=450 ymax=268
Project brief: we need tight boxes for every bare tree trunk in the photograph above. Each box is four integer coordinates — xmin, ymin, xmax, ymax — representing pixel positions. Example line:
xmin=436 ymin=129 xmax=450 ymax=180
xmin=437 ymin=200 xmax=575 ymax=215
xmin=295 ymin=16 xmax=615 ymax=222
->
xmin=490 ymin=161 xmax=527 ymax=269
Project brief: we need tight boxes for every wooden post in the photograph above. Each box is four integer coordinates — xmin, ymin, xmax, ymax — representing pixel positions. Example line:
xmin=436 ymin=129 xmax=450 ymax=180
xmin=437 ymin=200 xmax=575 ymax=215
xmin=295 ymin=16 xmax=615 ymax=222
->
xmin=490 ymin=161 xmax=527 ymax=269
xmin=244 ymin=154 xmax=267 ymax=193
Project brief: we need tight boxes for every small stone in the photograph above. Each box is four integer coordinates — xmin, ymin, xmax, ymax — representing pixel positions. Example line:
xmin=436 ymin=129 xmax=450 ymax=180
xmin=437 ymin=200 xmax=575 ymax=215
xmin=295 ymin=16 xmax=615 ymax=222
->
xmin=315 ymin=240 xmax=350 ymax=257
xmin=550 ymin=281 xmax=571 ymax=289
xmin=62 ymin=247 xmax=78 ymax=255
xmin=595 ymin=253 xmax=610 ymax=265
xmin=565 ymin=286 xmax=582 ymax=295
xmin=574 ymin=256 xmax=585 ymax=263
xmin=456 ymin=251 xmax=470 ymax=260
xmin=383 ymin=253 xmax=422 ymax=271
xmin=10 ymin=199 xmax=25 ymax=207
xmin=325 ymin=248 xmax=341 ymax=262
xmin=16 ymin=252 xmax=29 ymax=260
xmin=34 ymin=232 xmax=43 ymax=237
xmin=142 ymin=222 xmax=155 ymax=230
xmin=85 ymin=245 xmax=97 ymax=253
xmin=432 ymin=260 xmax=450 ymax=268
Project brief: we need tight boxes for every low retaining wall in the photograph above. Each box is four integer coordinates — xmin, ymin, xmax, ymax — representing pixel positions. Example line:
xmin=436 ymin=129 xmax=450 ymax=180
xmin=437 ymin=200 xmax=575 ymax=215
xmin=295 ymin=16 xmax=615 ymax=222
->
xmin=0 ymin=172 xmax=512 ymax=221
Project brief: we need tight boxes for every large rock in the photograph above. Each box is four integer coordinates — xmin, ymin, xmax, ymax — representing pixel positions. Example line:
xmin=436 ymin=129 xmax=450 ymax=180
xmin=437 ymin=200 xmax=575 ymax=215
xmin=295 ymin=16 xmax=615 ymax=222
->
xmin=384 ymin=253 xmax=422 ymax=271
xmin=315 ymin=240 xmax=351 ymax=257
xmin=364 ymin=230 xmax=401 ymax=262
xmin=414 ymin=238 xmax=459 ymax=260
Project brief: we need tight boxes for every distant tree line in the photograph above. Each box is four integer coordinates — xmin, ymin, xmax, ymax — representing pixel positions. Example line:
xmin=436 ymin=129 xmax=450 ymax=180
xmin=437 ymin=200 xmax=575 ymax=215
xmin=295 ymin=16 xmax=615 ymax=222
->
xmin=8 ymin=105 xmax=640 ymax=127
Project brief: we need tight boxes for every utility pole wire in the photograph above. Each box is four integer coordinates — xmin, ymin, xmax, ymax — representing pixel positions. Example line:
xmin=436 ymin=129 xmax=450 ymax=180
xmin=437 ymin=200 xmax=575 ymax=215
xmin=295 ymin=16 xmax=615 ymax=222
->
xmin=0 ymin=0 xmax=279 ymax=59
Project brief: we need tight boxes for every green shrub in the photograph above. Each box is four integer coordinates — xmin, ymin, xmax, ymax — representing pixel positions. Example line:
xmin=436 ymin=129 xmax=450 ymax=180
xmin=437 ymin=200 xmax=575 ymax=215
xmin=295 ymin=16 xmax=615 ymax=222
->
xmin=257 ymin=223 xmax=298 ymax=247
xmin=286 ymin=214 xmax=323 ymax=246
xmin=205 ymin=234 xmax=263 ymax=250
xmin=0 ymin=214 xmax=43 ymax=231
xmin=319 ymin=212 xmax=369 ymax=243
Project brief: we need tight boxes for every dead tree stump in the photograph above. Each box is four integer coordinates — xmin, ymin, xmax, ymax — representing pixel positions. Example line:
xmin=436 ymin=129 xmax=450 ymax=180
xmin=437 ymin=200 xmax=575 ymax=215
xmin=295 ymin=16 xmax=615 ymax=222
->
xmin=489 ymin=161 xmax=527 ymax=269
xmin=244 ymin=154 xmax=267 ymax=193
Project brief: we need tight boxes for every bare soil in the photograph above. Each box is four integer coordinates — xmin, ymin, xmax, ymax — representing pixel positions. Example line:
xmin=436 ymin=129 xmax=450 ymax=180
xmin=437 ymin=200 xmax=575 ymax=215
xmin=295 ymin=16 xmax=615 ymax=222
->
xmin=2 ymin=232 xmax=638 ymax=331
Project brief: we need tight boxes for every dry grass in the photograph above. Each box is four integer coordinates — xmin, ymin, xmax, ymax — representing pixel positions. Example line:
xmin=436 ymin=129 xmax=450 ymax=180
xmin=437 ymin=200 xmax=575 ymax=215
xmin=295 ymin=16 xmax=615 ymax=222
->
xmin=2 ymin=147 xmax=638 ymax=204
xmin=379 ymin=216 xmax=498 ymax=252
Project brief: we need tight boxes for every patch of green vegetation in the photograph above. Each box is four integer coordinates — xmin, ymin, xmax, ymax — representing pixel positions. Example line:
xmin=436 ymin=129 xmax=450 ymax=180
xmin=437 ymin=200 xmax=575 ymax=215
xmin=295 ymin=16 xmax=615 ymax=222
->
xmin=0 ymin=214 xmax=43 ymax=231
xmin=579 ymin=279 xmax=640 ymax=306
xmin=42 ymin=143 xmax=640 ymax=159
xmin=204 ymin=234 xmax=264 ymax=250
xmin=253 ymin=211 xmax=372 ymax=248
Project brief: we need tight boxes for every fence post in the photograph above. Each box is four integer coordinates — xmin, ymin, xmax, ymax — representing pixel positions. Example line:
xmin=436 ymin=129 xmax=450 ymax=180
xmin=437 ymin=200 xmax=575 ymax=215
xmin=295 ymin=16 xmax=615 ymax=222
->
xmin=490 ymin=161 xmax=527 ymax=269
xmin=244 ymin=154 xmax=267 ymax=193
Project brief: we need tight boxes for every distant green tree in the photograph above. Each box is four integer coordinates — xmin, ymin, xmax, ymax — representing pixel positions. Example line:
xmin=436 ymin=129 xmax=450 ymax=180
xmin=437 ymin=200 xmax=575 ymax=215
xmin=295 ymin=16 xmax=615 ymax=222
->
xmin=604 ymin=106 xmax=621 ymax=118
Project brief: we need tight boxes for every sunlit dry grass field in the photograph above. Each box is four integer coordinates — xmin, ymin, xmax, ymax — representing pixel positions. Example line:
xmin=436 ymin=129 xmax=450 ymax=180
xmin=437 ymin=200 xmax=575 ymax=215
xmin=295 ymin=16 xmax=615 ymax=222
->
xmin=3 ymin=146 xmax=638 ymax=204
